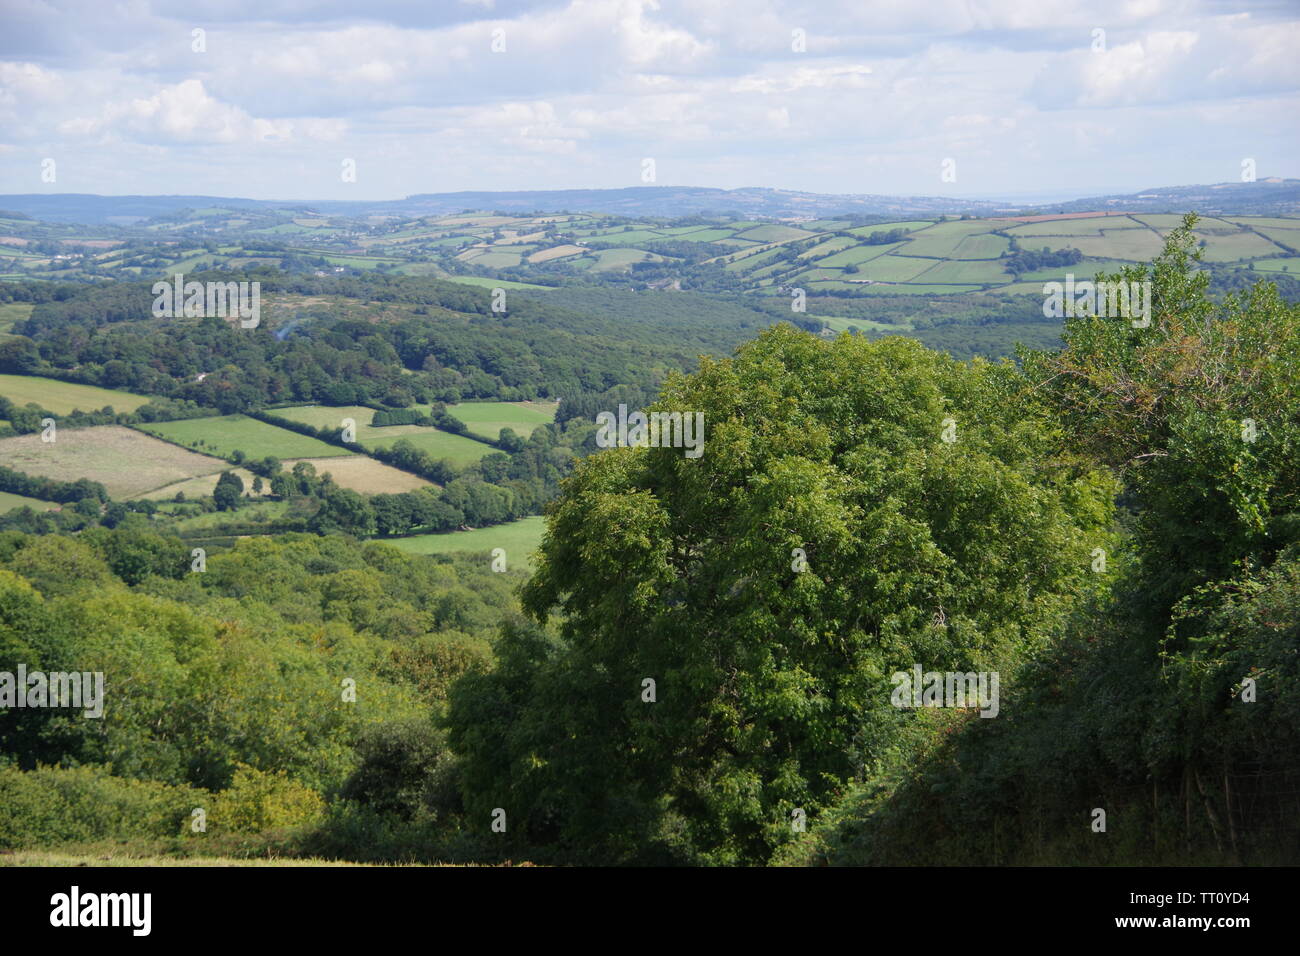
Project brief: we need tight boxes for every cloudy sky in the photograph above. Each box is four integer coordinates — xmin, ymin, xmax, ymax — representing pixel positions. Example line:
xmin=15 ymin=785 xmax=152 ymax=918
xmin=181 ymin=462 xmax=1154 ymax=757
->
xmin=1 ymin=0 xmax=1297 ymax=202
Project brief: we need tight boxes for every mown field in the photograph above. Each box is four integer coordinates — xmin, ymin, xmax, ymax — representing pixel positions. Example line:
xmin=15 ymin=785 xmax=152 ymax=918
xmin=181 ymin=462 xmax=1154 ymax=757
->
xmin=386 ymin=514 xmax=546 ymax=569
xmin=136 ymin=414 xmax=349 ymax=460
xmin=0 ymin=489 xmax=58 ymax=513
xmin=272 ymin=405 xmax=493 ymax=466
xmin=0 ymin=373 xmax=154 ymax=415
xmin=283 ymin=455 xmax=434 ymax=494
xmin=445 ymin=400 xmax=558 ymax=441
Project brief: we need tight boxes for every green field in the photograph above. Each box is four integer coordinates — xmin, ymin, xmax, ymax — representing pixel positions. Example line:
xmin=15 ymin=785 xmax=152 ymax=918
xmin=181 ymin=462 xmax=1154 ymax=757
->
xmin=272 ymin=405 xmax=493 ymax=466
xmin=136 ymin=414 xmax=349 ymax=460
xmin=1004 ymin=216 xmax=1142 ymax=237
xmin=816 ymin=314 xmax=913 ymax=334
xmin=446 ymin=401 xmax=558 ymax=441
xmin=913 ymin=258 xmax=1010 ymax=284
xmin=847 ymin=221 xmax=934 ymax=237
xmin=1254 ymin=257 xmax=1300 ymax=273
xmin=734 ymin=224 xmax=816 ymax=243
xmin=386 ymin=515 xmax=547 ymax=570
xmin=857 ymin=255 xmax=939 ymax=282
xmin=0 ymin=374 xmax=153 ymax=415
xmin=443 ymin=276 xmax=555 ymax=291
xmin=0 ymin=489 xmax=58 ymax=513
xmin=815 ymin=241 xmax=907 ymax=268
xmin=0 ymin=302 xmax=33 ymax=336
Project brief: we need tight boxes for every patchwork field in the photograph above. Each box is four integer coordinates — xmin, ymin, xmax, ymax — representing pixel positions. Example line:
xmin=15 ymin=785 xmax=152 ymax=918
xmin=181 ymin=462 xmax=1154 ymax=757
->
xmin=0 ymin=425 xmax=226 ymax=498
xmin=271 ymin=405 xmax=493 ymax=466
xmin=0 ymin=374 xmax=153 ymax=415
xmin=136 ymin=414 xmax=349 ymax=460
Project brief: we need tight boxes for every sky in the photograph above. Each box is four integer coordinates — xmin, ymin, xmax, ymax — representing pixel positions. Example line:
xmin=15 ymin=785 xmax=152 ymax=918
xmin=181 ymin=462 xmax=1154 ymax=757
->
xmin=0 ymin=0 xmax=1297 ymax=203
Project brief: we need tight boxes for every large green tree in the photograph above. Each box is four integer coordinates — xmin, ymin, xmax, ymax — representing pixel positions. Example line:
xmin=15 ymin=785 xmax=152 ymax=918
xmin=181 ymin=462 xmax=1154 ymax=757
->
xmin=449 ymin=324 xmax=1116 ymax=864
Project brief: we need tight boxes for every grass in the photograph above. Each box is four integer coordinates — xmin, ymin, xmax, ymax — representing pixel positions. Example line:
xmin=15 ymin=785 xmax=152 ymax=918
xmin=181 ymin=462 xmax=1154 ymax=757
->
xmin=1195 ymin=231 xmax=1288 ymax=262
xmin=528 ymin=244 xmax=586 ymax=263
xmin=816 ymin=314 xmax=913 ymax=334
xmin=442 ymin=276 xmax=554 ymax=291
xmin=0 ymin=302 xmax=33 ymax=336
xmin=136 ymin=415 xmax=349 ymax=460
xmin=856 ymin=255 xmax=940 ymax=282
xmin=912 ymin=259 xmax=1010 ymax=284
xmin=168 ymin=498 xmax=292 ymax=531
xmin=1005 ymin=216 xmax=1143 ymax=237
xmin=1253 ymin=257 xmax=1300 ymax=273
xmin=135 ymin=467 xmax=267 ymax=501
xmin=847 ymin=221 xmax=934 ymax=237
xmin=814 ymin=241 xmax=907 ymax=268
xmin=386 ymin=515 xmax=547 ymax=569
xmin=0 ymin=489 xmax=58 ymax=513
xmin=271 ymin=405 xmax=493 ymax=467
xmin=283 ymin=456 xmax=434 ymax=494
xmin=0 ymin=425 xmax=226 ymax=498
xmin=446 ymin=400 xmax=558 ymax=441
xmin=1068 ymin=231 xmax=1169 ymax=261
xmin=0 ymin=851 xmax=386 ymax=867
xmin=0 ymin=374 xmax=154 ymax=415
xmin=734 ymin=224 xmax=816 ymax=243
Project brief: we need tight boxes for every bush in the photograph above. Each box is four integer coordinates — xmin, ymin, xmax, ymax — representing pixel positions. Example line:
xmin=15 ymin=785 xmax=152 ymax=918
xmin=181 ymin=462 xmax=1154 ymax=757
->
xmin=209 ymin=765 xmax=325 ymax=833
xmin=0 ymin=765 xmax=203 ymax=849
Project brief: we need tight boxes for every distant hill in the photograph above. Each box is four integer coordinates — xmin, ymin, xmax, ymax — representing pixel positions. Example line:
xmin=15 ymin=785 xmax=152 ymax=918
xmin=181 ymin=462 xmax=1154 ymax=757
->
xmin=3 ymin=179 xmax=1296 ymax=224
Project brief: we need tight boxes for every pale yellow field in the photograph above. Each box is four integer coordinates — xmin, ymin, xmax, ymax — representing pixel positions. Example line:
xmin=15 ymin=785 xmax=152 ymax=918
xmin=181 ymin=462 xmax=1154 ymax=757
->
xmin=283 ymin=455 xmax=434 ymax=494
xmin=528 ymin=244 xmax=586 ymax=263
xmin=0 ymin=426 xmax=228 ymax=498
xmin=134 ymin=467 xmax=268 ymax=500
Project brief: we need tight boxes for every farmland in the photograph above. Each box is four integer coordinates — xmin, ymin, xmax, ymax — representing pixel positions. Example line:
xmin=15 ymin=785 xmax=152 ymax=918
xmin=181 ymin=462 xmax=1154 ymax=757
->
xmin=281 ymin=455 xmax=434 ymax=494
xmin=136 ymin=414 xmax=349 ymax=460
xmin=0 ymin=425 xmax=226 ymax=498
xmin=3 ymin=199 xmax=1297 ymax=304
xmin=386 ymin=514 xmax=547 ymax=568
xmin=0 ymin=374 xmax=154 ymax=415
xmin=270 ymin=405 xmax=494 ymax=466
xmin=445 ymin=401 xmax=558 ymax=441
xmin=0 ymin=489 xmax=58 ymax=513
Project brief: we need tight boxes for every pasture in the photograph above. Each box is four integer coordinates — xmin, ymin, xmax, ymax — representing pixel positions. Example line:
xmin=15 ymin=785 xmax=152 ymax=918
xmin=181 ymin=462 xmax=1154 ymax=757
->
xmin=272 ymin=405 xmax=493 ymax=466
xmin=0 ymin=490 xmax=58 ymax=513
xmin=0 ymin=374 xmax=153 ymax=415
xmin=283 ymin=456 xmax=434 ymax=494
xmin=136 ymin=415 xmax=348 ymax=460
xmin=0 ymin=426 xmax=226 ymax=498
xmin=386 ymin=515 xmax=547 ymax=569
xmin=446 ymin=400 xmax=558 ymax=440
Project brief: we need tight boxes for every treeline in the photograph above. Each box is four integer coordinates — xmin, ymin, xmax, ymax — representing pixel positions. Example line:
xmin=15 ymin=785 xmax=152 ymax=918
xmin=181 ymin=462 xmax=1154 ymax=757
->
xmin=9 ymin=269 xmax=705 ymax=413
xmin=1002 ymin=243 xmax=1084 ymax=275
xmin=0 ymin=464 xmax=106 ymax=505
xmin=0 ymin=393 xmax=209 ymax=437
